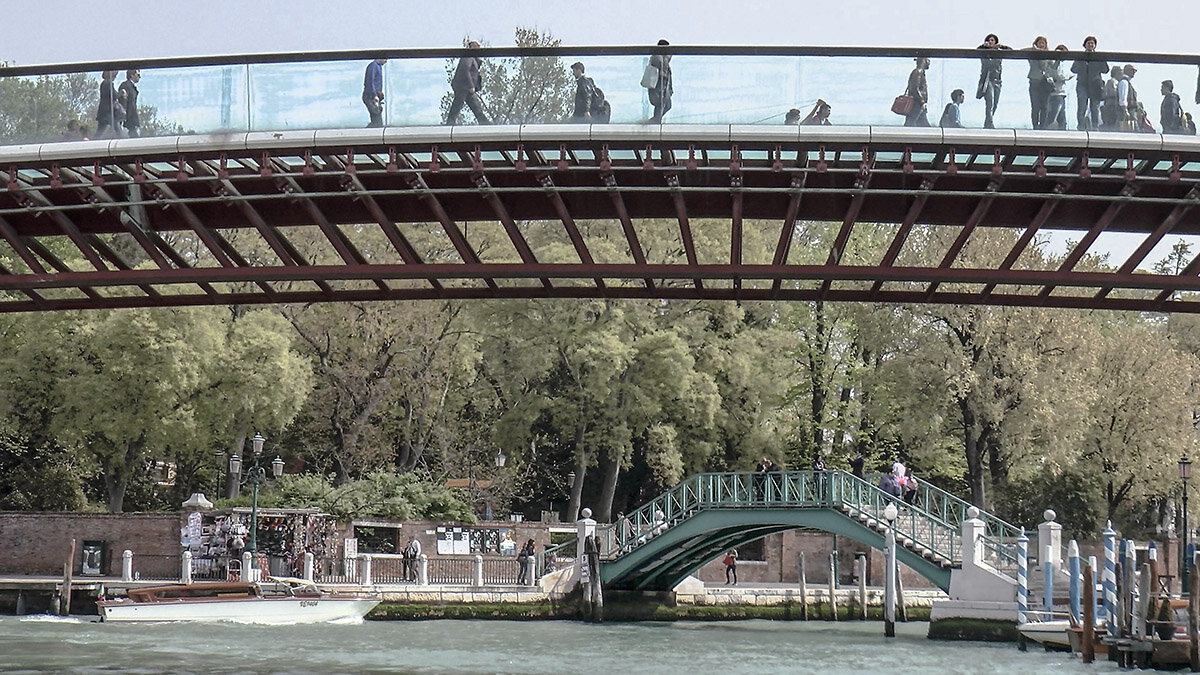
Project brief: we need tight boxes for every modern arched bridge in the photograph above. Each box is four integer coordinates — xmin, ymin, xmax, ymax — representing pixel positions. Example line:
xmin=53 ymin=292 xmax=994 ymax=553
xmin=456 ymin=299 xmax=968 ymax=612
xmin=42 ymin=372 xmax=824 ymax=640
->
xmin=580 ymin=470 xmax=1020 ymax=592
xmin=3 ymin=46 xmax=1200 ymax=313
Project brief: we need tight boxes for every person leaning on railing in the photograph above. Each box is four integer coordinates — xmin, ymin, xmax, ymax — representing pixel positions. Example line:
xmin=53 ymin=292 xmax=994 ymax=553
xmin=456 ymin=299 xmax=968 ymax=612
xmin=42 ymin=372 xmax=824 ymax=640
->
xmin=1070 ymin=35 xmax=1106 ymax=131
xmin=976 ymin=33 xmax=1011 ymax=129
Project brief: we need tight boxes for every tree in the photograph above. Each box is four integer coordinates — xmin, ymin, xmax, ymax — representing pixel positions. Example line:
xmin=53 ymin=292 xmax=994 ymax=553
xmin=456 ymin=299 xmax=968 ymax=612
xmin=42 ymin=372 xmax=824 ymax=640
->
xmin=6 ymin=307 xmax=311 ymax=512
xmin=440 ymin=27 xmax=573 ymax=125
xmin=282 ymin=300 xmax=475 ymax=482
xmin=0 ymin=72 xmax=95 ymax=143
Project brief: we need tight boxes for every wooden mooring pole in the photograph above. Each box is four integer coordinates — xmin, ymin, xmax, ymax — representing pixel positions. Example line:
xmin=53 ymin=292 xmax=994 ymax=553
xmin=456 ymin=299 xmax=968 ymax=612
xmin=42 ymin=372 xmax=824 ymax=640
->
xmin=856 ymin=553 xmax=867 ymax=620
xmin=798 ymin=552 xmax=808 ymax=621
xmin=828 ymin=554 xmax=838 ymax=621
xmin=59 ymin=538 xmax=76 ymax=616
xmin=1189 ymin=561 xmax=1198 ymax=672
xmin=1082 ymin=562 xmax=1095 ymax=664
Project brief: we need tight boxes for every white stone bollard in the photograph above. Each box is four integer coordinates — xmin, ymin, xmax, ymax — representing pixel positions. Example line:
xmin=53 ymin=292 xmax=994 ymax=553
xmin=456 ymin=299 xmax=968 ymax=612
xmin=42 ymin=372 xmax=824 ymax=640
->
xmin=121 ymin=550 xmax=133 ymax=582
xmin=181 ymin=551 xmax=193 ymax=584
xmin=418 ymin=553 xmax=429 ymax=586
xmin=242 ymin=551 xmax=256 ymax=582
xmin=473 ymin=554 xmax=484 ymax=587
xmin=360 ymin=555 xmax=372 ymax=586
xmin=303 ymin=552 xmax=314 ymax=582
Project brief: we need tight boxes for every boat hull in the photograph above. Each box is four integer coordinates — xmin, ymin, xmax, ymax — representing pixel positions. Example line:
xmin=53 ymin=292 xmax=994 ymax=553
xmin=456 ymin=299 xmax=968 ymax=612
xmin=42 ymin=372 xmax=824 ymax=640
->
xmin=1018 ymin=619 xmax=1073 ymax=649
xmin=99 ymin=596 xmax=380 ymax=624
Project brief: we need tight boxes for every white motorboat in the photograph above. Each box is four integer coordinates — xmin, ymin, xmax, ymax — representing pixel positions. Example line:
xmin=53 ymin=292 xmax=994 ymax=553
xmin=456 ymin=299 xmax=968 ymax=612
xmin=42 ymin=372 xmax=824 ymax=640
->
xmin=97 ymin=577 xmax=379 ymax=624
xmin=1018 ymin=618 xmax=1073 ymax=649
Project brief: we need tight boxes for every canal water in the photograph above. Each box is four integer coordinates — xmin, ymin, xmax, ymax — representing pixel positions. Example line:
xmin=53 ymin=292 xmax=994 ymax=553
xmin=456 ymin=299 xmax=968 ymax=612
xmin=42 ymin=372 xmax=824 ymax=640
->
xmin=1 ymin=615 xmax=1120 ymax=674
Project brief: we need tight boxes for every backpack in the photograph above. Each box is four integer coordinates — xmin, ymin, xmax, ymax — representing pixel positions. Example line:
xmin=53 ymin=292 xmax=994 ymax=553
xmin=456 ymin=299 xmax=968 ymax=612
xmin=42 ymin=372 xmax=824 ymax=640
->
xmin=589 ymin=82 xmax=611 ymax=123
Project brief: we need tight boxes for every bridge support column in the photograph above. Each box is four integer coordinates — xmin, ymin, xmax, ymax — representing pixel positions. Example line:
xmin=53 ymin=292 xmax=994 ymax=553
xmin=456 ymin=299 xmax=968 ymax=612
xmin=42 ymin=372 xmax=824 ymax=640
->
xmin=930 ymin=506 xmax=1019 ymax=631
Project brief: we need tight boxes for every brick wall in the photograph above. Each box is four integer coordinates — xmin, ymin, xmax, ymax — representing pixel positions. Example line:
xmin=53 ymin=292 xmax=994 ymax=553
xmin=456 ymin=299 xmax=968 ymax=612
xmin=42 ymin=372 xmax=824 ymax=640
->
xmin=693 ymin=531 xmax=937 ymax=589
xmin=0 ymin=512 xmax=180 ymax=576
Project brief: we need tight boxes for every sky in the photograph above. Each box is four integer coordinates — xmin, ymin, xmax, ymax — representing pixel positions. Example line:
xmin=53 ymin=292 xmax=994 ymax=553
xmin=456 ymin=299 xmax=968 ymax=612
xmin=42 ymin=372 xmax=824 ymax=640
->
xmin=4 ymin=0 xmax=1200 ymax=267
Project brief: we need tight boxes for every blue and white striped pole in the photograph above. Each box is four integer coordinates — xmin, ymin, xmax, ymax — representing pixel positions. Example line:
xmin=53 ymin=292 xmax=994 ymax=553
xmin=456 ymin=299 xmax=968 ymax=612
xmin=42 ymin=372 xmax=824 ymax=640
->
xmin=1068 ymin=540 xmax=1081 ymax=624
xmin=1044 ymin=544 xmax=1055 ymax=621
xmin=1104 ymin=522 xmax=1117 ymax=635
xmin=1017 ymin=528 xmax=1028 ymax=625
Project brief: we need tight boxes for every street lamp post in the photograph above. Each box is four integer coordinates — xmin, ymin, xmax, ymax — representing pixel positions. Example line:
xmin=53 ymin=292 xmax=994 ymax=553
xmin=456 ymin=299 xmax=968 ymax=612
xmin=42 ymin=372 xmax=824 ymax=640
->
xmin=214 ymin=451 xmax=225 ymax=499
xmin=228 ymin=432 xmax=283 ymax=554
xmin=1181 ymin=456 xmax=1192 ymax=595
xmin=883 ymin=501 xmax=899 ymax=638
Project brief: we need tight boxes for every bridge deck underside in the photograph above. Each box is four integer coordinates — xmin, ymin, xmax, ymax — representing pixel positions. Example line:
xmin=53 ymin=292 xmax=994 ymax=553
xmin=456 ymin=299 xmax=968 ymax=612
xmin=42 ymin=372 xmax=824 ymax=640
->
xmin=600 ymin=508 xmax=953 ymax=592
xmin=3 ymin=127 xmax=1200 ymax=312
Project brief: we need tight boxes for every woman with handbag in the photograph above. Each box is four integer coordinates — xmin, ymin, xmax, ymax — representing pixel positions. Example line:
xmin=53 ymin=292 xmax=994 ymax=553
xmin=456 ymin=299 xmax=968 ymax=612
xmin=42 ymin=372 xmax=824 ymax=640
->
xmin=723 ymin=549 xmax=738 ymax=585
xmin=645 ymin=39 xmax=673 ymax=124
xmin=904 ymin=56 xmax=931 ymax=127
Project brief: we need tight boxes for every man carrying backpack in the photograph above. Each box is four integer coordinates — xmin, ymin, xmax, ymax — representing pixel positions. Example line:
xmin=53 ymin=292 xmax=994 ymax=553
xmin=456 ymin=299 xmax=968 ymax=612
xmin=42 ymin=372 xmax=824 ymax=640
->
xmin=569 ymin=62 xmax=610 ymax=123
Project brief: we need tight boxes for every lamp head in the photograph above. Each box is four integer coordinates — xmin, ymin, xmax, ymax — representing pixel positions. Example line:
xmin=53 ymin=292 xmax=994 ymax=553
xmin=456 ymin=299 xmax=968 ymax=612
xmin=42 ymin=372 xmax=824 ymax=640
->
xmin=883 ymin=502 xmax=899 ymax=523
xmin=228 ymin=453 xmax=242 ymax=475
xmin=1181 ymin=456 xmax=1193 ymax=481
xmin=495 ymin=450 xmax=507 ymax=468
xmin=251 ymin=432 xmax=265 ymax=456
xmin=271 ymin=456 xmax=284 ymax=479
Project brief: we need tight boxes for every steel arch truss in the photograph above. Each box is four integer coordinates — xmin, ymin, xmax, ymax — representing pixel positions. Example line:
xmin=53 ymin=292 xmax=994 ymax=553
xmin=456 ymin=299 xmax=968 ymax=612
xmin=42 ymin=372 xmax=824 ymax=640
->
xmin=3 ymin=126 xmax=1200 ymax=313
xmin=599 ymin=508 xmax=952 ymax=592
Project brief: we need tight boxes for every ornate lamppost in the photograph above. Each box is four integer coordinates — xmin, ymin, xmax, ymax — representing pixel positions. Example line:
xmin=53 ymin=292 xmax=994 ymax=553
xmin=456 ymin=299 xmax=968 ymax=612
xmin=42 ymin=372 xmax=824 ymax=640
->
xmin=1181 ymin=456 xmax=1192 ymax=594
xmin=883 ymin=501 xmax=898 ymax=638
xmin=214 ymin=451 xmax=225 ymax=499
xmin=227 ymin=432 xmax=283 ymax=554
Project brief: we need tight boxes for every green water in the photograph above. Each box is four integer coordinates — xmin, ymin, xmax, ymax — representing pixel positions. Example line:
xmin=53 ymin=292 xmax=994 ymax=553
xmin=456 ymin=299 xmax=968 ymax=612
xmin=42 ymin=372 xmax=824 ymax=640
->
xmin=0 ymin=615 xmax=1118 ymax=674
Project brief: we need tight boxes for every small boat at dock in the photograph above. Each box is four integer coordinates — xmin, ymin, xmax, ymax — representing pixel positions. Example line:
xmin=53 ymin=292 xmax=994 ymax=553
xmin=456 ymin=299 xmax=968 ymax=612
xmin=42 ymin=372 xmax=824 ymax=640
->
xmin=1018 ymin=618 xmax=1074 ymax=650
xmin=97 ymin=577 xmax=379 ymax=624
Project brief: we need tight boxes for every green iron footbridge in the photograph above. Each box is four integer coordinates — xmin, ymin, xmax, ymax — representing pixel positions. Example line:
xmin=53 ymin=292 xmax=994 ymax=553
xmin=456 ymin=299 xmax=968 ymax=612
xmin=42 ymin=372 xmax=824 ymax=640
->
xmin=551 ymin=470 xmax=1021 ymax=592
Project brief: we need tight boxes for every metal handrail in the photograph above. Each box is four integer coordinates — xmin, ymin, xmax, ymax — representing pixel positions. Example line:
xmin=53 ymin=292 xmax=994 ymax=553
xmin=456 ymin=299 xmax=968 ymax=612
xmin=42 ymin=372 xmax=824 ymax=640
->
xmin=5 ymin=44 xmax=1199 ymax=78
xmin=832 ymin=472 xmax=958 ymax=565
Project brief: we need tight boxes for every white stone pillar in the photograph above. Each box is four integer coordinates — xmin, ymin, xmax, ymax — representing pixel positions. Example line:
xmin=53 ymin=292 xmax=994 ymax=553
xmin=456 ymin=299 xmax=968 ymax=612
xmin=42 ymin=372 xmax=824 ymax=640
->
xmin=181 ymin=551 xmax=193 ymax=584
xmin=473 ymin=554 xmax=484 ymax=587
xmin=360 ymin=555 xmax=372 ymax=586
xmin=1038 ymin=509 xmax=1062 ymax=571
xmin=576 ymin=508 xmax=597 ymax=561
xmin=303 ymin=552 xmax=314 ymax=582
xmin=121 ymin=550 xmax=133 ymax=582
xmin=418 ymin=553 xmax=429 ymax=586
xmin=962 ymin=507 xmax=985 ymax=566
